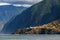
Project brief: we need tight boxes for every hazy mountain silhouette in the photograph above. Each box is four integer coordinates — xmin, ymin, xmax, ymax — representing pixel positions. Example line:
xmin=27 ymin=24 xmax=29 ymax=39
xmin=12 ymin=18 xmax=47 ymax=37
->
xmin=0 ymin=5 xmax=27 ymax=24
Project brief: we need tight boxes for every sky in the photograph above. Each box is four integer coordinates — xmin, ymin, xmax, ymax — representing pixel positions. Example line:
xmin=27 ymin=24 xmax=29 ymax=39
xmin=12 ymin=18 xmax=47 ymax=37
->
xmin=0 ymin=0 xmax=42 ymax=3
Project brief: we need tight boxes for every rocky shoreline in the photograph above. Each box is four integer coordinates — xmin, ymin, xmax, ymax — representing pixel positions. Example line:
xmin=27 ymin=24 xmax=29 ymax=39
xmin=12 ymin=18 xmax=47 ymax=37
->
xmin=13 ymin=20 xmax=60 ymax=34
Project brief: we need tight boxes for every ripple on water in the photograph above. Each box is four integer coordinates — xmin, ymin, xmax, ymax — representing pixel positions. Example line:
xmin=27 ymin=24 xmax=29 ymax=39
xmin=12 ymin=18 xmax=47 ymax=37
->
xmin=0 ymin=34 xmax=60 ymax=40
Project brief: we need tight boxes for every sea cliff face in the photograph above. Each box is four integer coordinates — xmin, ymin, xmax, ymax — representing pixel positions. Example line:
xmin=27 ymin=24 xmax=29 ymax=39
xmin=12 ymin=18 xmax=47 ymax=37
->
xmin=13 ymin=20 xmax=60 ymax=34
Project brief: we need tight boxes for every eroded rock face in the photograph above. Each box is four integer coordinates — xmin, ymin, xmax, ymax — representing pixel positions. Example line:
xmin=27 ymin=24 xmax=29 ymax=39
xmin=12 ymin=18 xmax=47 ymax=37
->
xmin=13 ymin=20 xmax=60 ymax=34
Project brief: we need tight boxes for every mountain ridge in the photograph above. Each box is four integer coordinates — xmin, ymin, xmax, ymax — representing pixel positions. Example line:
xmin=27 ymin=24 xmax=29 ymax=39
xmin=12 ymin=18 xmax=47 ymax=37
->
xmin=1 ymin=0 xmax=60 ymax=34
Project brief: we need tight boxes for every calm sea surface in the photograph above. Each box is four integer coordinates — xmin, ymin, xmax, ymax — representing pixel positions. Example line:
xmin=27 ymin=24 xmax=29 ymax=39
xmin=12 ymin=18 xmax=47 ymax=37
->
xmin=0 ymin=34 xmax=60 ymax=40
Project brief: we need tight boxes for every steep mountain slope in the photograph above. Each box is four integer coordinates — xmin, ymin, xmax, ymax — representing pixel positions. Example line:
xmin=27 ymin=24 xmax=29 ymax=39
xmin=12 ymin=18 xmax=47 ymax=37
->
xmin=1 ymin=0 xmax=60 ymax=34
xmin=0 ymin=5 xmax=27 ymax=24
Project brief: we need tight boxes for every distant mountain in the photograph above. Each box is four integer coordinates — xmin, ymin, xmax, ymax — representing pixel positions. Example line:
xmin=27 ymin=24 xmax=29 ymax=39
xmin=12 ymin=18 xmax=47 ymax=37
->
xmin=0 ymin=5 xmax=27 ymax=24
xmin=1 ymin=0 xmax=60 ymax=34
xmin=8 ymin=1 xmax=34 ymax=5
xmin=0 ymin=5 xmax=27 ymax=32
xmin=0 ymin=1 xmax=32 ymax=32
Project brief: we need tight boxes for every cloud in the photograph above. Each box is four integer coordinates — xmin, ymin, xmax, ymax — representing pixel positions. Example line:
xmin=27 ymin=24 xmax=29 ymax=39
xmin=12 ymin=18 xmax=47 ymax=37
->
xmin=0 ymin=2 xmax=32 ymax=7
xmin=13 ymin=4 xmax=32 ymax=7
xmin=0 ymin=0 xmax=43 ymax=3
xmin=25 ymin=0 xmax=42 ymax=3
xmin=0 ymin=2 xmax=11 ymax=6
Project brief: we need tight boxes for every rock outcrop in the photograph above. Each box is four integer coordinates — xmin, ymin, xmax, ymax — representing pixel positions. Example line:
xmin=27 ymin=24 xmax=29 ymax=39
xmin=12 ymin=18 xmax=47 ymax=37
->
xmin=13 ymin=20 xmax=60 ymax=34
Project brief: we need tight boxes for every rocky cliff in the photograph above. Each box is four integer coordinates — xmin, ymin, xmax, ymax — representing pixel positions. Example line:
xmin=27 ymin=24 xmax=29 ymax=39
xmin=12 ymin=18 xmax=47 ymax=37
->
xmin=13 ymin=20 xmax=60 ymax=34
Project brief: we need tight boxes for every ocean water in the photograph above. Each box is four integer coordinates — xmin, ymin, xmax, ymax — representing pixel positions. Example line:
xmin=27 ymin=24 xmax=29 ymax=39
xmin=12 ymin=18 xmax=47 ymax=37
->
xmin=0 ymin=34 xmax=60 ymax=40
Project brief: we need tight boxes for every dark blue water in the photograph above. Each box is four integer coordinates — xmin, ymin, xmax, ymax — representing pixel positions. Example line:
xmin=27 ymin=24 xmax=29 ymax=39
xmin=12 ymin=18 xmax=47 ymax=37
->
xmin=0 ymin=34 xmax=60 ymax=40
